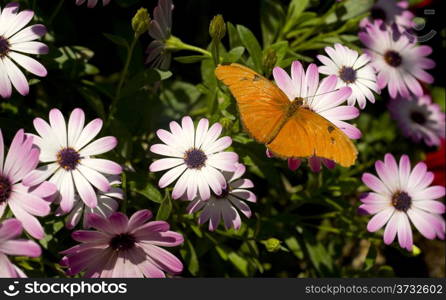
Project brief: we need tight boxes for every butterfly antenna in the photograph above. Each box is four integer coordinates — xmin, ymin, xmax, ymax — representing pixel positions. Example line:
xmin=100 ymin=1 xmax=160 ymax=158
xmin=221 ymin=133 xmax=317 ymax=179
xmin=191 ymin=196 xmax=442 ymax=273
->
xmin=303 ymin=88 xmax=344 ymax=107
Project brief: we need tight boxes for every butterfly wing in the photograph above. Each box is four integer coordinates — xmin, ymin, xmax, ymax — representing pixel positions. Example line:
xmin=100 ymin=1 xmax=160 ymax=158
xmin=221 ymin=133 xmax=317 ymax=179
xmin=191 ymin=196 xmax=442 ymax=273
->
xmin=267 ymin=107 xmax=358 ymax=167
xmin=215 ymin=63 xmax=289 ymax=143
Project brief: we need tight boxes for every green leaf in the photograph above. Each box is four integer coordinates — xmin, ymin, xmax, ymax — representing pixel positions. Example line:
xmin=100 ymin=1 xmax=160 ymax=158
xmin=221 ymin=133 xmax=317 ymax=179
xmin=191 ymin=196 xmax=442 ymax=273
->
xmin=260 ymin=0 xmax=286 ymax=47
xmin=325 ymin=0 xmax=374 ymax=23
xmin=156 ymin=193 xmax=172 ymax=220
xmin=103 ymin=33 xmax=129 ymax=49
xmin=180 ymin=240 xmax=200 ymax=276
xmin=283 ymin=0 xmax=309 ymax=34
xmin=228 ymin=252 xmax=249 ymax=276
xmin=135 ymin=183 xmax=163 ymax=203
xmin=227 ymin=22 xmax=242 ymax=49
xmin=237 ymin=25 xmax=263 ymax=73
xmin=77 ymin=86 xmax=106 ymax=119
xmin=174 ymin=55 xmax=209 ymax=64
xmin=222 ymin=46 xmax=245 ymax=63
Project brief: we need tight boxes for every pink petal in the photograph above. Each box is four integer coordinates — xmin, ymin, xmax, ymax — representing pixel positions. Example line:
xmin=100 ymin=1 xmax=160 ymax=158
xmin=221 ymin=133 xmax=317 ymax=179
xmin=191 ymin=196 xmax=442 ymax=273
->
xmin=8 ymin=51 xmax=47 ymax=77
xmin=72 ymin=170 xmax=98 ymax=208
xmin=367 ymin=207 xmax=394 ymax=232
xmin=79 ymin=136 xmax=117 ymax=156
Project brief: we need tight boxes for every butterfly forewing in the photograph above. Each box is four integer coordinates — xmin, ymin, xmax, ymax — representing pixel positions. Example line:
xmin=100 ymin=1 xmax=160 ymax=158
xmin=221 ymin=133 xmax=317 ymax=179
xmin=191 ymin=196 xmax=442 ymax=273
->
xmin=215 ymin=63 xmax=289 ymax=143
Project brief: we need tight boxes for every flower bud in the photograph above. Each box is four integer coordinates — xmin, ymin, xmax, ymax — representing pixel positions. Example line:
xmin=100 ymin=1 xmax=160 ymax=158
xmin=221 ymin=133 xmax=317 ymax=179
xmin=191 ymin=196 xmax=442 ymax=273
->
xmin=262 ymin=48 xmax=277 ymax=77
xmin=132 ymin=8 xmax=151 ymax=37
xmin=209 ymin=15 xmax=226 ymax=41
xmin=262 ymin=238 xmax=281 ymax=252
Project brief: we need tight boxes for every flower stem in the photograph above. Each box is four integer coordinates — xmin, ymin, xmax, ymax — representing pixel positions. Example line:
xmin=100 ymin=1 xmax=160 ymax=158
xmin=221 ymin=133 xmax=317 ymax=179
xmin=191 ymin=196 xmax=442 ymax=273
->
xmin=48 ymin=0 xmax=65 ymax=26
xmin=107 ymin=37 xmax=138 ymax=126
xmin=179 ymin=43 xmax=212 ymax=57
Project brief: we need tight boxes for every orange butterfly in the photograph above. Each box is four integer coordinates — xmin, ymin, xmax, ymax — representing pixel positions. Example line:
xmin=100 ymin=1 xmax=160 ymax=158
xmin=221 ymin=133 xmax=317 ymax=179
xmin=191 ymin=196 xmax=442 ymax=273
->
xmin=215 ymin=63 xmax=358 ymax=167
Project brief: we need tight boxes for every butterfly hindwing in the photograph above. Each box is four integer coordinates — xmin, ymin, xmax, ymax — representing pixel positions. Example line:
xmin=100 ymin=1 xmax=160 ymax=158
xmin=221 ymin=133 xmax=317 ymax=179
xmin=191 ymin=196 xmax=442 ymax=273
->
xmin=267 ymin=107 xmax=357 ymax=167
xmin=215 ymin=63 xmax=289 ymax=143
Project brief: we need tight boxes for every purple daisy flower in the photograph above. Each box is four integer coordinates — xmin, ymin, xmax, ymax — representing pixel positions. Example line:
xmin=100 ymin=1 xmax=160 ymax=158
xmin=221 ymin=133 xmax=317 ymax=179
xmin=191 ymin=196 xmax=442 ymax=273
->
xmin=360 ymin=153 xmax=445 ymax=251
xmin=0 ymin=2 xmax=48 ymax=98
xmin=186 ymin=163 xmax=256 ymax=231
xmin=60 ymin=210 xmax=184 ymax=278
xmin=359 ymin=21 xmax=435 ymax=98
xmin=0 ymin=218 xmax=41 ymax=278
xmin=317 ymin=43 xmax=379 ymax=109
xmin=360 ymin=0 xmax=414 ymax=30
xmin=146 ymin=0 xmax=173 ymax=69
xmin=0 ymin=129 xmax=56 ymax=239
xmin=389 ymin=94 xmax=445 ymax=147
xmin=23 ymin=108 xmax=122 ymax=213
xmin=149 ymin=116 xmax=239 ymax=201
xmin=75 ymin=0 xmax=111 ymax=8
xmin=268 ymin=60 xmax=360 ymax=172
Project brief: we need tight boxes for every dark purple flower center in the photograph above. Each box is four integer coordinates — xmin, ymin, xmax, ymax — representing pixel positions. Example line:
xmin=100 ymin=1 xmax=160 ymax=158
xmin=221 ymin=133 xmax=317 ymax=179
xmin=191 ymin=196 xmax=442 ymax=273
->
xmin=184 ymin=148 xmax=207 ymax=169
xmin=339 ymin=66 xmax=357 ymax=84
xmin=0 ymin=175 xmax=12 ymax=203
xmin=0 ymin=36 xmax=10 ymax=57
xmin=57 ymin=148 xmax=80 ymax=170
xmin=109 ymin=233 xmax=136 ymax=251
xmin=384 ymin=50 xmax=403 ymax=67
xmin=370 ymin=7 xmax=387 ymax=21
xmin=215 ymin=186 xmax=230 ymax=199
xmin=392 ymin=191 xmax=412 ymax=212
xmin=410 ymin=110 xmax=427 ymax=125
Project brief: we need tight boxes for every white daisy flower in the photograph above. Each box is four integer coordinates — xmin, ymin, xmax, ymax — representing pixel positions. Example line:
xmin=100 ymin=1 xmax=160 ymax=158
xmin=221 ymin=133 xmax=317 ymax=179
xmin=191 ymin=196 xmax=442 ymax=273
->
xmin=317 ymin=43 xmax=379 ymax=109
xmin=186 ymin=163 xmax=256 ymax=231
xmin=0 ymin=2 xmax=48 ymax=98
xmin=359 ymin=21 xmax=435 ymax=98
xmin=149 ymin=116 xmax=239 ymax=201
xmin=22 ymin=108 xmax=122 ymax=213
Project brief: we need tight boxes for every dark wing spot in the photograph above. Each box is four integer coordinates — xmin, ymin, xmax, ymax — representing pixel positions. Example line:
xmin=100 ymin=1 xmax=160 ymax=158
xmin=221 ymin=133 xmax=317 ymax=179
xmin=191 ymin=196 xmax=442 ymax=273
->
xmin=253 ymin=74 xmax=261 ymax=81
xmin=327 ymin=125 xmax=335 ymax=133
xmin=330 ymin=137 xmax=336 ymax=144
xmin=240 ymin=77 xmax=249 ymax=81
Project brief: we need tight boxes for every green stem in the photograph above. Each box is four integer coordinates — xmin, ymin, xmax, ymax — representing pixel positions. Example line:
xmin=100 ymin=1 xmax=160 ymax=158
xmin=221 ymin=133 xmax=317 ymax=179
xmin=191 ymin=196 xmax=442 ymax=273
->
xmin=180 ymin=43 xmax=212 ymax=57
xmin=48 ymin=0 xmax=64 ymax=26
xmin=108 ymin=37 xmax=138 ymax=126
xmin=120 ymin=172 xmax=128 ymax=214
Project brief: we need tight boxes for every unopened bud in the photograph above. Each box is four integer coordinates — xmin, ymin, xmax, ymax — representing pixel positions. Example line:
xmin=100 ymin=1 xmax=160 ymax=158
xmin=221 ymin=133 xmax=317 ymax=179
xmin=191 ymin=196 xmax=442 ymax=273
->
xmin=262 ymin=238 xmax=281 ymax=252
xmin=263 ymin=48 xmax=277 ymax=77
xmin=209 ymin=15 xmax=226 ymax=41
xmin=132 ymin=8 xmax=151 ymax=37
xmin=219 ymin=117 xmax=232 ymax=130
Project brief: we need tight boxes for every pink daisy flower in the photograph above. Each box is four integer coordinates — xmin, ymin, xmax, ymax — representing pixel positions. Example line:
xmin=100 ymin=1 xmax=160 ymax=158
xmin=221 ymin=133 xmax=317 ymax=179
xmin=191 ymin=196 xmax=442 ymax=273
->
xmin=60 ymin=210 xmax=184 ymax=278
xmin=186 ymin=163 xmax=256 ymax=231
xmin=0 ymin=2 xmax=48 ymax=98
xmin=0 ymin=129 xmax=56 ymax=239
xmin=0 ymin=218 xmax=41 ymax=278
xmin=360 ymin=0 xmax=414 ymax=30
xmin=269 ymin=60 xmax=360 ymax=171
xmin=64 ymin=175 xmax=123 ymax=229
xmin=317 ymin=43 xmax=379 ymax=109
xmin=149 ymin=116 xmax=239 ymax=201
xmin=146 ymin=0 xmax=173 ymax=69
xmin=389 ymin=94 xmax=445 ymax=147
xmin=23 ymin=108 xmax=122 ymax=213
xmin=359 ymin=21 xmax=435 ymax=98
xmin=75 ymin=0 xmax=111 ymax=8
xmin=360 ymin=153 xmax=445 ymax=251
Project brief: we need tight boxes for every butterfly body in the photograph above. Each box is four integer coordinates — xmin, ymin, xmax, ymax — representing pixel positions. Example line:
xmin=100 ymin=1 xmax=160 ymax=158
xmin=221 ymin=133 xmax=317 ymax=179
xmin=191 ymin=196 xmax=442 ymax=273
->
xmin=215 ymin=63 xmax=357 ymax=167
